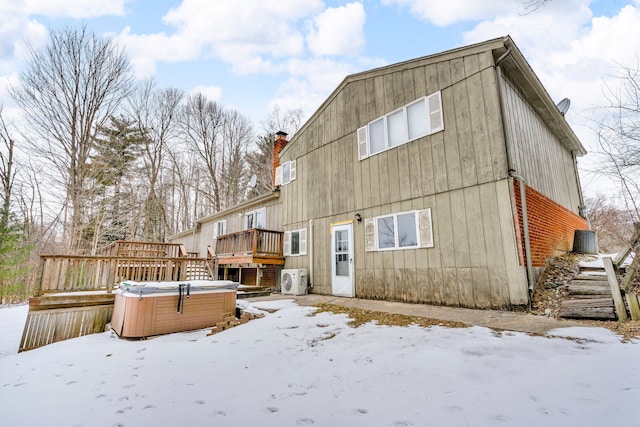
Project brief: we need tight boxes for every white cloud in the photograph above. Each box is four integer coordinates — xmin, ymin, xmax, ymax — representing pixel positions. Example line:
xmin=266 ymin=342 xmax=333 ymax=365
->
xmin=458 ymin=0 xmax=640 ymax=198
xmin=23 ymin=0 xmax=127 ymax=18
xmin=269 ymin=56 xmax=386 ymax=120
xmin=306 ymin=2 xmax=366 ymax=56
xmin=190 ymin=85 xmax=223 ymax=103
xmin=113 ymin=27 xmax=202 ymax=77
xmin=160 ymin=0 xmax=323 ymax=70
xmin=461 ymin=1 xmax=640 ymax=125
xmin=382 ymin=0 xmax=518 ymax=26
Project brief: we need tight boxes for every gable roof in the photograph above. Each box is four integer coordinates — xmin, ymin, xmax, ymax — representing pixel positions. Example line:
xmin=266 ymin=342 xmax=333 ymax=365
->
xmin=284 ymin=35 xmax=586 ymax=157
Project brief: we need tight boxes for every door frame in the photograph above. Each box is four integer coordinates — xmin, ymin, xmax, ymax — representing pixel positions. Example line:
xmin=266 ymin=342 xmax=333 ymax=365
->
xmin=331 ymin=221 xmax=355 ymax=297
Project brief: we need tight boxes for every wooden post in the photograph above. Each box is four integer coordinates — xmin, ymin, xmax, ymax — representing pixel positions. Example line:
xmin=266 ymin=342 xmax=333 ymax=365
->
xmin=627 ymin=293 xmax=640 ymax=321
xmin=619 ymin=251 xmax=639 ymax=293
xmin=613 ymin=222 xmax=640 ymax=269
xmin=603 ymin=257 xmax=628 ymax=322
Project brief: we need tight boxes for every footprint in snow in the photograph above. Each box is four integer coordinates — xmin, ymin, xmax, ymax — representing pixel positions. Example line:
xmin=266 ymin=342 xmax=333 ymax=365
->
xmin=394 ymin=421 xmax=414 ymax=426
xmin=296 ymin=418 xmax=315 ymax=425
xmin=66 ymin=381 xmax=77 ymax=385
xmin=135 ymin=356 xmax=145 ymax=361
xmin=116 ymin=406 xmax=133 ymax=414
xmin=355 ymin=409 xmax=368 ymax=414
xmin=266 ymin=407 xmax=279 ymax=413
xmin=122 ymin=384 xmax=135 ymax=389
xmin=195 ymin=400 xmax=205 ymax=405
xmin=143 ymin=405 xmax=156 ymax=410
xmin=136 ymin=347 xmax=146 ymax=353
xmin=211 ymin=410 xmax=227 ymax=416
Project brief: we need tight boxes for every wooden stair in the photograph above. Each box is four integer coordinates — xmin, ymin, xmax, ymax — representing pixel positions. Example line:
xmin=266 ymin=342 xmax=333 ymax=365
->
xmin=236 ymin=285 xmax=273 ymax=299
xmin=559 ymin=268 xmax=616 ymax=320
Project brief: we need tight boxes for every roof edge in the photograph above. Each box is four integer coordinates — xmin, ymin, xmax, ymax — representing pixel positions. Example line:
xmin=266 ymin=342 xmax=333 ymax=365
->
xmin=500 ymin=36 xmax=587 ymax=156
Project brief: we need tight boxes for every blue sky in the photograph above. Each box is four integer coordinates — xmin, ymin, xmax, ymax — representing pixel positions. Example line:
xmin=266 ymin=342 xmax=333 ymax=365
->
xmin=1 ymin=0 xmax=640 ymax=196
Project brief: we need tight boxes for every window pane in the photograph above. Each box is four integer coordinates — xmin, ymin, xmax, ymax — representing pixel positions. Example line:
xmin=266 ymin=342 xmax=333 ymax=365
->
xmin=245 ymin=213 xmax=254 ymax=229
xmin=255 ymin=209 xmax=265 ymax=228
xmin=283 ymin=162 xmax=290 ymax=184
xmin=397 ymin=213 xmax=417 ymax=247
xmin=377 ymin=216 xmax=395 ymax=249
xmin=387 ymin=109 xmax=407 ymax=147
xmin=291 ymin=231 xmax=300 ymax=255
xmin=369 ymin=118 xmax=385 ymax=154
xmin=407 ymin=99 xmax=428 ymax=139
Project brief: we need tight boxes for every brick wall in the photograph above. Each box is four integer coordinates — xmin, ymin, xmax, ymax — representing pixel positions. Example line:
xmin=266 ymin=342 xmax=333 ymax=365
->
xmin=273 ymin=131 xmax=289 ymax=186
xmin=513 ymin=180 xmax=588 ymax=267
xmin=261 ymin=265 xmax=278 ymax=288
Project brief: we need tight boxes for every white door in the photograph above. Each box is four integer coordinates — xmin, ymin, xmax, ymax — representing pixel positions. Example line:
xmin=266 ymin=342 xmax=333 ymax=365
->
xmin=331 ymin=223 xmax=354 ymax=297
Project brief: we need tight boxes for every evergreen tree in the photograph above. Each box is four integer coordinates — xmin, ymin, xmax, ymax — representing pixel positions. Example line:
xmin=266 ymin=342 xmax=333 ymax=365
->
xmin=84 ymin=116 xmax=143 ymax=252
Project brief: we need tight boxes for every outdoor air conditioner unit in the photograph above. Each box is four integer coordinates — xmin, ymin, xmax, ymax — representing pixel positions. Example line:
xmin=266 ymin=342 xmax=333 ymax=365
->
xmin=281 ymin=269 xmax=308 ymax=295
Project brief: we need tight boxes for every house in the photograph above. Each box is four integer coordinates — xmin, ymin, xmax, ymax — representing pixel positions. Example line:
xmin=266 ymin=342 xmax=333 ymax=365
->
xmin=170 ymin=36 xmax=589 ymax=309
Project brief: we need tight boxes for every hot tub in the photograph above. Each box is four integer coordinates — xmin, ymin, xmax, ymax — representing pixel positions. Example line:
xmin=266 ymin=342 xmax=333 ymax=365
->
xmin=111 ymin=280 xmax=238 ymax=338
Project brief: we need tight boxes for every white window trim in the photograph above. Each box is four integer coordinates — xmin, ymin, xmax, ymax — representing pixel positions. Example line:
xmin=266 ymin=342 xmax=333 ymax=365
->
xmin=365 ymin=209 xmax=434 ymax=251
xmin=213 ymin=220 xmax=227 ymax=238
xmin=275 ymin=159 xmax=297 ymax=186
xmin=244 ymin=207 xmax=266 ymax=229
xmin=358 ymin=91 xmax=444 ymax=160
xmin=284 ymin=228 xmax=307 ymax=256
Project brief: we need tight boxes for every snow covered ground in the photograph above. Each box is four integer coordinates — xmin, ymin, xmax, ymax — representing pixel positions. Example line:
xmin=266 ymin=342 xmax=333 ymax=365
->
xmin=1 ymin=300 xmax=638 ymax=427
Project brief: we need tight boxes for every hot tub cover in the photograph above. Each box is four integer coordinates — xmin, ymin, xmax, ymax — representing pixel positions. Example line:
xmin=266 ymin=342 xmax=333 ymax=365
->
xmin=119 ymin=280 xmax=238 ymax=296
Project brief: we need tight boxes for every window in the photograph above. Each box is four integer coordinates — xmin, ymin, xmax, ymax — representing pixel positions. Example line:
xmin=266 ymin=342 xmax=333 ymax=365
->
xmin=284 ymin=229 xmax=307 ymax=256
xmin=358 ymin=91 xmax=444 ymax=160
xmin=275 ymin=160 xmax=296 ymax=186
xmin=365 ymin=209 xmax=434 ymax=251
xmin=213 ymin=220 xmax=227 ymax=238
xmin=244 ymin=208 xmax=266 ymax=229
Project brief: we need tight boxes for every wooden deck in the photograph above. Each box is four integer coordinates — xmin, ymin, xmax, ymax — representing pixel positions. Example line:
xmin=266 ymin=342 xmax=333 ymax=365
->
xmin=214 ymin=228 xmax=285 ymax=266
xmin=19 ymin=241 xmax=218 ymax=352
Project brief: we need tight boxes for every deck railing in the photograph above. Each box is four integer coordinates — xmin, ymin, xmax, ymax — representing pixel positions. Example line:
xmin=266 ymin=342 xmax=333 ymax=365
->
xmin=97 ymin=241 xmax=187 ymax=258
xmin=214 ymin=228 xmax=284 ymax=258
xmin=37 ymin=255 xmax=214 ymax=294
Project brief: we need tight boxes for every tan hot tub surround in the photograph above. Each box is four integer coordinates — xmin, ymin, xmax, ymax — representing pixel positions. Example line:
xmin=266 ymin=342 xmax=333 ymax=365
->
xmin=111 ymin=280 xmax=238 ymax=338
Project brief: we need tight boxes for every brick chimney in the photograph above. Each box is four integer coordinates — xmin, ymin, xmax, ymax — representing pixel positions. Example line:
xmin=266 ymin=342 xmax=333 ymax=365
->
xmin=273 ymin=131 xmax=289 ymax=187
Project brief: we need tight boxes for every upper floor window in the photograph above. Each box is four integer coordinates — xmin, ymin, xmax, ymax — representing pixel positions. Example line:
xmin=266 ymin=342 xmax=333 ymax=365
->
xmin=358 ymin=91 xmax=444 ymax=160
xmin=275 ymin=160 xmax=296 ymax=186
xmin=244 ymin=207 xmax=266 ymax=229
xmin=213 ymin=220 xmax=227 ymax=238
xmin=365 ymin=209 xmax=434 ymax=251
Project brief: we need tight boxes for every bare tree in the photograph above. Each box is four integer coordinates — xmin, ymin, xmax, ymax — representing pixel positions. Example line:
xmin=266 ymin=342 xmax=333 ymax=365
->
xmin=128 ymin=80 xmax=183 ymax=241
xmin=0 ymin=105 xmax=16 ymax=229
xmin=586 ymin=195 xmax=635 ymax=252
xmin=595 ymin=62 xmax=640 ymax=222
xmin=246 ymin=107 xmax=303 ymax=195
xmin=10 ymin=26 xmax=133 ymax=252
xmin=520 ymin=0 xmax=553 ymax=13
xmin=179 ymin=92 xmax=225 ymax=211
xmin=222 ymin=109 xmax=252 ymax=208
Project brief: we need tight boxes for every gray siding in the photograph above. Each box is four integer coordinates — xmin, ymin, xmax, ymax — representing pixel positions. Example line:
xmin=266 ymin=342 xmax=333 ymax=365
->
xmin=169 ymin=198 xmax=281 ymax=257
xmin=500 ymin=75 xmax=581 ymax=213
xmin=279 ymin=51 xmax=528 ymax=308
